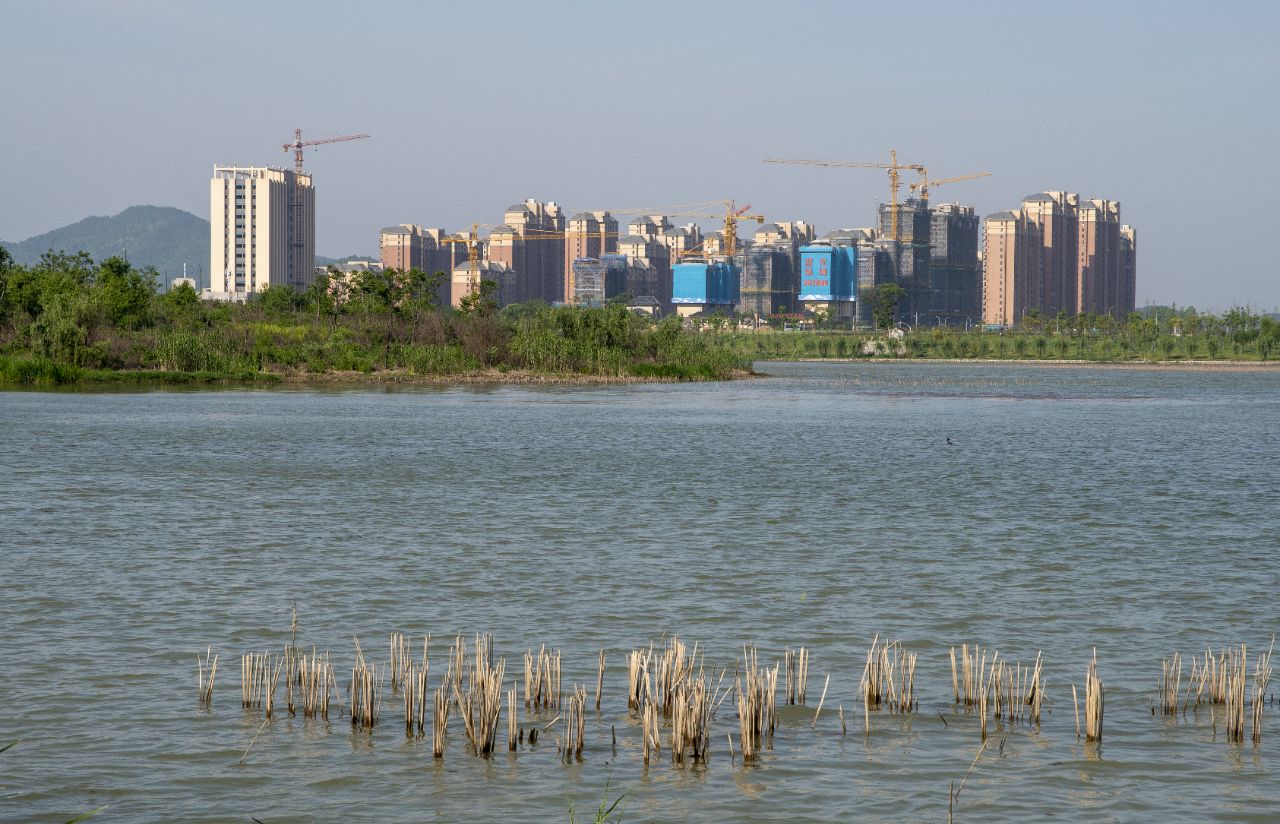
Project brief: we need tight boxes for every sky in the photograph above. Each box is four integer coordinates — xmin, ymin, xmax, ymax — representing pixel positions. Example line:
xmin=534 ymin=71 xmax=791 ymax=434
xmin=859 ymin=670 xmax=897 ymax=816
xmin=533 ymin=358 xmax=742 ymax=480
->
xmin=2 ymin=0 xmax=1278 ymax=311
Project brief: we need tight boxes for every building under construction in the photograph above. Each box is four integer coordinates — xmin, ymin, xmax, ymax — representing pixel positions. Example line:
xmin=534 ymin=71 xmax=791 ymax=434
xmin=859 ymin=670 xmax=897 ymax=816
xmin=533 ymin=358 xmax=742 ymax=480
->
xmin=735 ymin=245 xmax=796 ymax=318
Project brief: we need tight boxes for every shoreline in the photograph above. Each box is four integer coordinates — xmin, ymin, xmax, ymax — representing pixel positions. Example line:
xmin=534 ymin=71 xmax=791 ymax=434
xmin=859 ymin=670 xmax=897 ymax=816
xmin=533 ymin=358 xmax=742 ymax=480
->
xmin=0 ymin=366 xmax=760 ymax=389
xmin=757 ymin=357 xmax=1280 ymax=371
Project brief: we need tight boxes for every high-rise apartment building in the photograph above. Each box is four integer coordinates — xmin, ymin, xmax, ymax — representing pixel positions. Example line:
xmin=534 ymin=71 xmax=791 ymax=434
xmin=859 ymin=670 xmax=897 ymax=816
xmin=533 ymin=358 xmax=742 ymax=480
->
xmin=379 ymin=224 xmax=433 ymax=272
xmin=564 ymin=211 xmax=618 ymax=303
xmin=210 ymin=166 xmax=314 ymax=298
xmin=1076 ymin=199 xmax=1122 ymax=317
xmin=929 ymin=204 xmax=981 ymax=324
xmin=878 ymin=198 xmax=932 ymax=319
xmin=981 ymin=191 xmax=1136 ymax=326
xmin=500 ymin=199 xmax=565 ymax=303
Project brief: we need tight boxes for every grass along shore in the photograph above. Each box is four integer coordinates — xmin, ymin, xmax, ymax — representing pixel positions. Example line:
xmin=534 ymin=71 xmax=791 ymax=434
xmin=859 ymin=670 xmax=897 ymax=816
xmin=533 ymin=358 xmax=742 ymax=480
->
xmin=0 ymin=249 xmax=750 ymax=387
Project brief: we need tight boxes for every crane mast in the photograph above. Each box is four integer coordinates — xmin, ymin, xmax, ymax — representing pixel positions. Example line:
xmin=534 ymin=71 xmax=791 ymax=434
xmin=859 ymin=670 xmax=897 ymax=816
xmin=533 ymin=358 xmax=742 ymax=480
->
xmin=280 ymin=129 xmax=370 ymax=288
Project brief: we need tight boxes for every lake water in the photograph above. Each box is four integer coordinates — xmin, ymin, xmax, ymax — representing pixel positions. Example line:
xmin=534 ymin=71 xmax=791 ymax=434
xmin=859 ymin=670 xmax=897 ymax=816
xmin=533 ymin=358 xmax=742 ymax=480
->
xmin=2 ymin=362 xmax=1278 ymax=822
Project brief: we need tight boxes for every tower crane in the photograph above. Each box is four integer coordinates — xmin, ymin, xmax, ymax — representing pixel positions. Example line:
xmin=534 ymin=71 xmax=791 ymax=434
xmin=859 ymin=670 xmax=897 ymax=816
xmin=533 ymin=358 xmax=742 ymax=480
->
xmin=765 ymin=151 xmax=922 ymax=243
xmin=280 ymin=128 xmax=370 ymax=288
xmin=909 ymin=170 xmax=991 ymax=203
xmin=442 ymin=223 xmax=482 ymax=301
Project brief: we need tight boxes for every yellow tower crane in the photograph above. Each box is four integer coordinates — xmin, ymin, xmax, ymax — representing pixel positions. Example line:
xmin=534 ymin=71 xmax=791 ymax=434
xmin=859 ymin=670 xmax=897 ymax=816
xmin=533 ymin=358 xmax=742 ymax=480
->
xmin=441 ymin=223 xmax=481 ymax=303
xmin=764 ymin=151 xmax=923 ymax=243
xmin=908 ymin=170 xmax=992 ymax=203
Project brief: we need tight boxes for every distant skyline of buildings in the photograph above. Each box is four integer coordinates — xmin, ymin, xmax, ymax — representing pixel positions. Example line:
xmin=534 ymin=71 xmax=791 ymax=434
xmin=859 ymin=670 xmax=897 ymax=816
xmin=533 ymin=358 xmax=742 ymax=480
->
xmin=207 ymin=163 xmax=1136 ymax=326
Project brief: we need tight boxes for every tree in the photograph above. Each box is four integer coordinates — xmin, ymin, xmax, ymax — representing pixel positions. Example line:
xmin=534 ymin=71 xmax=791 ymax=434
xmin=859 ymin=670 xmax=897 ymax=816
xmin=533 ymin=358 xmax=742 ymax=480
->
xmin=871 ymin=283 xmax=906 ymax=330
xmin=458 ymin=278 xmax=499 ymax=318
xmin=96 ymin=256 xmax=156 ymax=329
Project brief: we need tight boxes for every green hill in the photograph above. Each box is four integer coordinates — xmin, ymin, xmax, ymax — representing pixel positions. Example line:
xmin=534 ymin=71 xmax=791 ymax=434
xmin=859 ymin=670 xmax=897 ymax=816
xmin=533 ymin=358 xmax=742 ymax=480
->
xmin=2 ymin=205 xmax=209 ymax=287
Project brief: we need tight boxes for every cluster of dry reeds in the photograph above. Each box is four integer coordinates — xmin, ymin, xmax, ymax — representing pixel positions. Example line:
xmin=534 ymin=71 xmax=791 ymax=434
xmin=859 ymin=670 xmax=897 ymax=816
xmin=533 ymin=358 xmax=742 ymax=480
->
xmin=298 ymin=648 xmax=334 ymax=718
xmin=950 ymin=645 xmax=1044 ymax=738
xmin=734 ymin=645 xmax=778 ymax=761
xmin=627 ymin=646 xmax=652 ymax=711
xmin=1250 ymin=645 xmax=1273 ymax=744
xmin=950 ymin=644 xmax=987 ymax=707
xmin=432 ymin=685 xmax=450 ymax=757
xmin=454 ymin=634 xmax=507 ymax=755
xmin=197 ymin=647 xmax=218 ymax=706
xmin=671 ymin=668 xmax=732 ymax=764
xmin=1159 ymin=652 xmax=1182 ymax=716
xmin=350 ymin=638 xmax=384 ymax=729
xmin=641 ymin=697 xmax=660 ymax=764
xmin=785 ymin=647 xmax=810 ymax=705
xmin=241 ymin=651 xmax=284 ymax=718
xmin=524 ymin=645 xmax=562 ymax=711
xmin=861 ymin=636 xmax=916 ymax=716
xmin=399 ymin=635 xmax=430 ymax=734
xmin=562 ymin=687 xmax=587 ymax=762
xmin=1072 ymin=649 xmax=1103 ymax=741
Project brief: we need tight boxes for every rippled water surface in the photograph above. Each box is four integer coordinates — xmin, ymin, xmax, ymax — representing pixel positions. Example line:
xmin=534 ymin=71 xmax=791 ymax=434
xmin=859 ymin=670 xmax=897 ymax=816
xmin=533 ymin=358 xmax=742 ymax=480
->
xmin=2 ymin=362 xmax=1279 ymax=823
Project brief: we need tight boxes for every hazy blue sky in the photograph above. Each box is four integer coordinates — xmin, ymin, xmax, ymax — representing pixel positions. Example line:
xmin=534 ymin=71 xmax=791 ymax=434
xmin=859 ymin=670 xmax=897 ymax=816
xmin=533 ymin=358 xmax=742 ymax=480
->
xmin=3 ymin=0 xmax=1277 ymax=310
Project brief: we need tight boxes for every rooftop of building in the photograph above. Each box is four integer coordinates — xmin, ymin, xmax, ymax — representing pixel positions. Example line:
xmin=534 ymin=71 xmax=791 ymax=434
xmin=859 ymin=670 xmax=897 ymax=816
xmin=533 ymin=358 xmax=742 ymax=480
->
xmin=985 ymin=210 xmax=1021 ymax=221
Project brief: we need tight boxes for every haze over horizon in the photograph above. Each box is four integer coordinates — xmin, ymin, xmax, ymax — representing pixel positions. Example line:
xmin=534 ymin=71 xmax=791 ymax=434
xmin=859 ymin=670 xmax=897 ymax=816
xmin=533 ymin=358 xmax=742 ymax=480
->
xmin=3 ymin=0 xmax=1277 ymax=312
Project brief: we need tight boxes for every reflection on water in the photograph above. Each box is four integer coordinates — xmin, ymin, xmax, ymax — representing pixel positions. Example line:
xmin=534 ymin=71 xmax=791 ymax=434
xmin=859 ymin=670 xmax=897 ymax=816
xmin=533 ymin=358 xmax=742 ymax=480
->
xmin=1 ymin=362 xmax=1278 ymax=822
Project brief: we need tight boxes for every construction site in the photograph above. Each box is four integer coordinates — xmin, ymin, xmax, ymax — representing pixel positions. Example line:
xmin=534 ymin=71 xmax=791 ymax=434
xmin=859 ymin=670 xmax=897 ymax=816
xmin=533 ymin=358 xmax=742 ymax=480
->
xmin=207 ymin=132 xmax=1134 ymax=328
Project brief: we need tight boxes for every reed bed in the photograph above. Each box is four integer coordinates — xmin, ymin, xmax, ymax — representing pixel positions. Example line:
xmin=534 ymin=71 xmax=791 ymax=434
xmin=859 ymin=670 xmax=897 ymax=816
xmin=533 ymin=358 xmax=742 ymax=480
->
xmin=241 ymin=651 xmax=280 ymax=710
xmin=988 ymin=653 xmax=1044 ymax=725
xmin=627 ymin=646 xmax=653 ymax=711
xmin=641 ymin=698 xmax=660 ymax=764
xmin=349 ymin=638 xmax=384 ymax=729
xmin=1250 ymin=642 xmax=1273 ymax=744
xmin=197 ymin=646 xmax=218 ymax=706
xmin=432 ymin=686 xmax=450 ymax=758
xmin=562 ymin=687 xmax=587 ymax=762
xmin=655 ymin=637 xmax=697 ymax=718
xmin=1073 ymin=649 xmax=1104 ymax=741
xmin=298 ymin=648 xmax=334 ymax=719
xmin=454 ymin=633 xmax=507 ymax=756
xmin=785 ymin=647 xmax=810 ymax=705
xmin=524 ymin=645 xmax=562 ymax=711
xmin=950 ymin=644 xmax=986 ymax=707
xmin=735 ymin=645 xmax=778 ymax=762
xmin=402 ymin=642 xmax=430 ymax=735
xmin=670 ymin=669 xmax=731 ymax=764
xmin=389 ymin=632 xmax=413 ymax=693
xmin=861 ymin=636 xmax=916 ymax=714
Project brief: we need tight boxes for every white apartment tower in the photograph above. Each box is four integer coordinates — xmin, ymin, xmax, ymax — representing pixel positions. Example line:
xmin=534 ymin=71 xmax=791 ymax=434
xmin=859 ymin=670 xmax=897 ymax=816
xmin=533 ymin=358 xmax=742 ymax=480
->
xmin=210 ymin=166 xmax=314 ymax=297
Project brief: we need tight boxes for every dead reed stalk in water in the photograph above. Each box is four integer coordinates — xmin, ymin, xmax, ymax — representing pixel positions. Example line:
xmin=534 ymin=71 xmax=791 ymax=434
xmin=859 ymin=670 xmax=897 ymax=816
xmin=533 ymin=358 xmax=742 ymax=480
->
xmin=432 ymin=685 xmax=450 ymax=758
xmin=735 ymin=645 xmax=778 ymax=761
xmin=642 ymin=699 xmax=660 ymax=764
xmin=861 ymin=636 xmax=916 ymax=714
xmin=1084 ymin=649 xmax=1104 ymax=742
xmin=1160 ymin=652 xmax=1183 ymax=716
xmin=197 ymin=646 xmax=218 ymax=706
xmin=526 ymin=645 xmax=562 ymax=712
xmin=563 ymin=687 xmax=586 ymax=762
xmin=508 ymin=684 xmax=518 ymax=751
xmin=403 ymin=647 xmax=430 ymax=735
xmin=299 ymin=648 xmax=334 ymax=719
xmin=1251 ymin=640 xmax=1273 ymax=744
xmin=349 ymin=637 xmax=384 ymax=730
xmin=1225 ymin=645 xmax=1249 ymax=743
xmin=264 ymin=656 xmax=283 ymax=719
xmin=627 ymin=646 xmax=653 ymax=711
xmin=241 ymin=651 xmax=277 ymax=710
xmin=786 ymin=647 xmax=810 ymax=705
xmin=595 ymin=649 xmax=605 ymax=711
xmin=810 ymin=674 xmax=831 ymax=728
xmin=454 ymin=633 xmax=506 ymax=756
